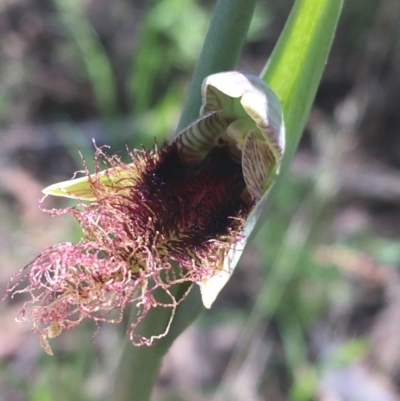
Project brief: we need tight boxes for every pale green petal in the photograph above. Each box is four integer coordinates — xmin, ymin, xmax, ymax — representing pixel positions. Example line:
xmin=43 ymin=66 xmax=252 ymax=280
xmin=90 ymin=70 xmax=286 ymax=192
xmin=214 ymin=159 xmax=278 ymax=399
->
xmin=43 ymin=167 xmax=136 ymax=201
xmin=43 ymin=175 xmax=97 ymax=200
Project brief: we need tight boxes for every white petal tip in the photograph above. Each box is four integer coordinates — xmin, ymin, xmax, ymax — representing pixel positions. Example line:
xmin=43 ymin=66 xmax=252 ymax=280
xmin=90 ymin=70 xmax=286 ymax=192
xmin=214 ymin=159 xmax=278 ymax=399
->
xmin=200 ymin=270 xmax=231 ymax=309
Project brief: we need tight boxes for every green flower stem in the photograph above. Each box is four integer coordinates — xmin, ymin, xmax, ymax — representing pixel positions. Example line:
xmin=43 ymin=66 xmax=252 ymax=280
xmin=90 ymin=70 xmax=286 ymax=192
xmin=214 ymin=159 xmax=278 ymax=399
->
xmin=111 ymin=334 xmax=163 ymax=401
xmin=177 ymin=0 xmax=257 ymax=131
xmin=112 ymin=283 xmax=203 ymax=401
xmin=112 ymin=1 xmax=256 ymax=399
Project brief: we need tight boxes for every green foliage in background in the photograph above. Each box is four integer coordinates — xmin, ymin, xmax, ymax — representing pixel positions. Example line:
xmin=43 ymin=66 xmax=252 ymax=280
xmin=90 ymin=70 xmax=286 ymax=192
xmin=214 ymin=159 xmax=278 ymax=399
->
xmin=9 ymin=0 xmax=397 ymax=400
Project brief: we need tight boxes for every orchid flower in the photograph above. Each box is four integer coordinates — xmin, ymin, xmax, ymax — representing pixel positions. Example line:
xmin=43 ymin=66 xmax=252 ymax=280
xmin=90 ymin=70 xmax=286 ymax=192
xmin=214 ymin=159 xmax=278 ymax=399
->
xmin=6 ymin=71 xmax=284 ymax=354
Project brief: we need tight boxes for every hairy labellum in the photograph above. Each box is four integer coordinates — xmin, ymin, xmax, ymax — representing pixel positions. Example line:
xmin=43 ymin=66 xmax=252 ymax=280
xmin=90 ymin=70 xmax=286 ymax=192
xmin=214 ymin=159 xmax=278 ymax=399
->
xmin=6 ymin=142 xmax=250 ymax=354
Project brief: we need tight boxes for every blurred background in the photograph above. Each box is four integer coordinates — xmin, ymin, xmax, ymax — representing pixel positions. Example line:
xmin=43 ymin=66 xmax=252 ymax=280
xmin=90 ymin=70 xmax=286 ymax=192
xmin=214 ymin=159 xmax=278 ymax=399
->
xmin=1 ymin=0 xmax=400 ymax=400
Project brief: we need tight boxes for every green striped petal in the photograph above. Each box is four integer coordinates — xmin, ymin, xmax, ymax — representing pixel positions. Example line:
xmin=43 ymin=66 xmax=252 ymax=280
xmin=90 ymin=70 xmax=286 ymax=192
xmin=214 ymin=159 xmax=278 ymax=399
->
xmin=174 ymin=111 xmax=231 ymax=164
xmin=175 ymin=71 xmax=285 ymax=201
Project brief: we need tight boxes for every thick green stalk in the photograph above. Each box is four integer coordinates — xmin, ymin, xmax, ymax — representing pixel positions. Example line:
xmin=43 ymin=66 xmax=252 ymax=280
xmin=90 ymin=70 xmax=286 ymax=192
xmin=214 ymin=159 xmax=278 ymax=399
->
xmin=111 ymin=1 xmax=256 ymax=400
xmin=111 ymin=284 xmax=202 ymax=401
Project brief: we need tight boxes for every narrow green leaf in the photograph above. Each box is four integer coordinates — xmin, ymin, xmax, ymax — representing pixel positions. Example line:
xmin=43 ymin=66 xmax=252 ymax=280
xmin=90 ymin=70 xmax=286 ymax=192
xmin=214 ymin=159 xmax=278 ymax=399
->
xmin=261 ymin=0 xmax=344 ymax=175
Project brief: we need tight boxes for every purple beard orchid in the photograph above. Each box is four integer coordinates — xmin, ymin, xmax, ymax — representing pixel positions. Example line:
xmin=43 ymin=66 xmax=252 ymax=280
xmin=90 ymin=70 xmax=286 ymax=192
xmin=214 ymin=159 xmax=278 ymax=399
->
xmin=6 ymin=71 xmax=285 ymax=354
